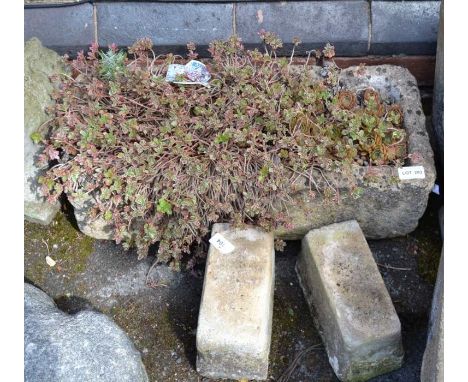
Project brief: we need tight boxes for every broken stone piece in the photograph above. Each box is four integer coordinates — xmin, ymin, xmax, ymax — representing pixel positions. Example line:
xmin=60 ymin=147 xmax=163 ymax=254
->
xmin=196 ymin=223 xmax=274 ymax=380
xmin=296 ymin=220 xmax=403 ymax=381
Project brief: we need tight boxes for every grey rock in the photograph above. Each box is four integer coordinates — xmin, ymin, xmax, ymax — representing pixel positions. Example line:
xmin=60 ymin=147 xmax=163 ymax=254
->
xmin=296 ymin=220 xmax=404 ymax=381
xmin=24 ymin=38 xmax=63 ymax=137
xmin=24 ymin=4 xmax=94 ymax=55
xmin=275 ymin=65 xmax=436 ymax=240
xmin=236 ymin=1 xmax=369 ymax=56
xmin=24 ymin=283 xmax=148 ymax=382
xmin=196 ymin=224 xmax=275 ymax=380
xmin=97 ymin=3 xmax=233 ymax=55
xmin=370 ymin=1 xmax=440 ymax=55
xmin=24 ymin=38 xmax=63 ymax=225
xmin=69 ymin=195 xmax=114 ymax=240
xmin=24 ymin=139 xmax=60 ymax=225
xmin=421 ymin=250 xmax=444 ymax=382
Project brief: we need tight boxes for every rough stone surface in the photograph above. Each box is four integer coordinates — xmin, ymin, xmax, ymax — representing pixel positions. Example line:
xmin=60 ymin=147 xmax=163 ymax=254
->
xmin=24 ymin=139 xmax=60 ymax=225
xmin=196 ymin=223 xmax=275 ymax=380
xmin=296 ymin=220 xmax=404 ymax=381
xmin=70 ymin=196 xmax=114 ymax=240
xmin=276 ymin=65 xmax=436 ymax=240
xmin=432 ymin=1 xmax=444 ymax=163
xmin=370 ymin=1 xmax=440 ymax=55
xmin=421 ymin=250 xmax=444 ymax=382
xmin=24 ymin=38 xmax=63 ymax=225
xmin=97 ymin=3 xmax=233 ymax=55
xmin=24 ymin=283 xmax=148 ymax=382
xmin=236 ymin=1 xmax=369 ymax=56
xmin=24 ymin=4 xmax=94 ymax=55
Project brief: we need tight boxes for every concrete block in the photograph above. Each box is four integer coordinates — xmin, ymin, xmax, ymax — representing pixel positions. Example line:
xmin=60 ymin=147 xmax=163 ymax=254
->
xmin=236 ymin=1 xmax=370 ymax=56
xmin=24 ymin=4 xmax=95 ymax=55
xmin=97 ymin=3 xmax=233 ymax=55
xmin=296 ymin=220 xmax=403 ymax=381
xmin=370 ymin=1 xmax=440 ymax=55
xmin=196 ymin=223 xmax=274 ymax=380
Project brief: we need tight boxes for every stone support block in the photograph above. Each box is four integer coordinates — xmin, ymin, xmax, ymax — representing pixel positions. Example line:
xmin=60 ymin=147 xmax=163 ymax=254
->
xmin=296 ymin=220 xmax=403 ymax=381
xmin=196 ymin=223 xmax=274 ymax=380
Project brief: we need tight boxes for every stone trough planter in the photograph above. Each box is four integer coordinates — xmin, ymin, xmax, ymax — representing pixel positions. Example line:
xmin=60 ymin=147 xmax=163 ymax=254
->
xmin=276 ymin=65 xmax=436 ymax=240
xmin=69 ymin=64 xmax=435 ymax=242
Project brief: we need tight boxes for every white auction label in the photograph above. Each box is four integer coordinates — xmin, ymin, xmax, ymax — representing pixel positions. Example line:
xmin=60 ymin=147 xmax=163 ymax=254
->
xmin=398 ymin=166 xmax=425 ymax=180
xmin=209 ymin=233 xmax=235 ymax=254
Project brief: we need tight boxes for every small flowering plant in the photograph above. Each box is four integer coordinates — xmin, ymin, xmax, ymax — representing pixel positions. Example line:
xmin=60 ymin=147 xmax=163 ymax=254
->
xmin=36 ymin=33 xmax=407 ymax=266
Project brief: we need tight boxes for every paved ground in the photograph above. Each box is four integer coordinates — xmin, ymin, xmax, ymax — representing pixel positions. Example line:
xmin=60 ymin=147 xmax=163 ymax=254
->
xmin=24 ymin=192 xmax=442 ymax=382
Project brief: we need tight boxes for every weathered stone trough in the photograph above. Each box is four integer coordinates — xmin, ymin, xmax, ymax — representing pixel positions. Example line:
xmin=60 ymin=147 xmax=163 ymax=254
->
xmin=70 ymin=64 xmax=436 ymax=242
xmin=275 ymin=65 xmax=436 ymax=240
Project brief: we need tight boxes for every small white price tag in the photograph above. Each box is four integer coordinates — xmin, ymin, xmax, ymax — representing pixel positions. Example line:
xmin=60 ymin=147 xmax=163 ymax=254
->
xmin=209 ymin=233 xmax=235 ymax=254
xmin=398 ymin=166 xmax=425 ymax=180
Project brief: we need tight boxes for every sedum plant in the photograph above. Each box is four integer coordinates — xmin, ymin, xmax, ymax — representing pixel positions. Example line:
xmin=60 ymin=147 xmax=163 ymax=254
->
xmin=37 ymin=34 xmax=407 ymax=266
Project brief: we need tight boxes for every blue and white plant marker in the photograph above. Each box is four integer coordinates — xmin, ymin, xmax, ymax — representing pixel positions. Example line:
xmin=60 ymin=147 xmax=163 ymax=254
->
xmin=165 ymin=60 xmax=211 ymax=87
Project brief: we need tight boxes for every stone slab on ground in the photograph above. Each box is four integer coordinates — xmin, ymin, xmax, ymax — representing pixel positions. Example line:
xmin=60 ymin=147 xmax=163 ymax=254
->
xmin=24 ymin=38 xmax=63 ymax=225
xmin=196 ymin=223 xmax=275 ymax=380
xmin=296 ymin=220 xmax=404 ymax=381
xmin=421 ymin=250 xmax=444 ymax=382
xmin=24 ymin=283 xmax=148 ymax=382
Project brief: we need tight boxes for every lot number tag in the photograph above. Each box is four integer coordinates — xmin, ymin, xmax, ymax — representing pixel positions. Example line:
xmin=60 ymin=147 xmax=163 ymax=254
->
xmin=398 ymin=166 xmax=425 ymax=180
xmin=209 ymin=233 xmax=235 ymax=254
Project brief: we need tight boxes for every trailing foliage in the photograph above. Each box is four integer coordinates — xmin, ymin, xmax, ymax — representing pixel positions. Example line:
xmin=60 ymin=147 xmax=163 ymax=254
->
xmin=37 ymin=34 xmax=407 ymax=265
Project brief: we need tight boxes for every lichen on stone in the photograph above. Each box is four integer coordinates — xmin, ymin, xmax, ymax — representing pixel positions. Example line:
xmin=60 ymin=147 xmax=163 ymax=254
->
xmin=24 ymin=37 xmax=66 ymax=136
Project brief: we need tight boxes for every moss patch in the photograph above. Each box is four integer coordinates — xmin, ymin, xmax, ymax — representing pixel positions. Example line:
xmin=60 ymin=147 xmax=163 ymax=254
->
xmin=106 ymin=299 xmax=184 ymax=382
xmin=413 ymin=232 xmax=441 ymax=284
xmin=24 ymin=212 xmax=95 ymax=286
xmin=270 ymin=295 xmax=298 ymax=371
xmin=409 ymin=198 xmax=442 ymax=284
